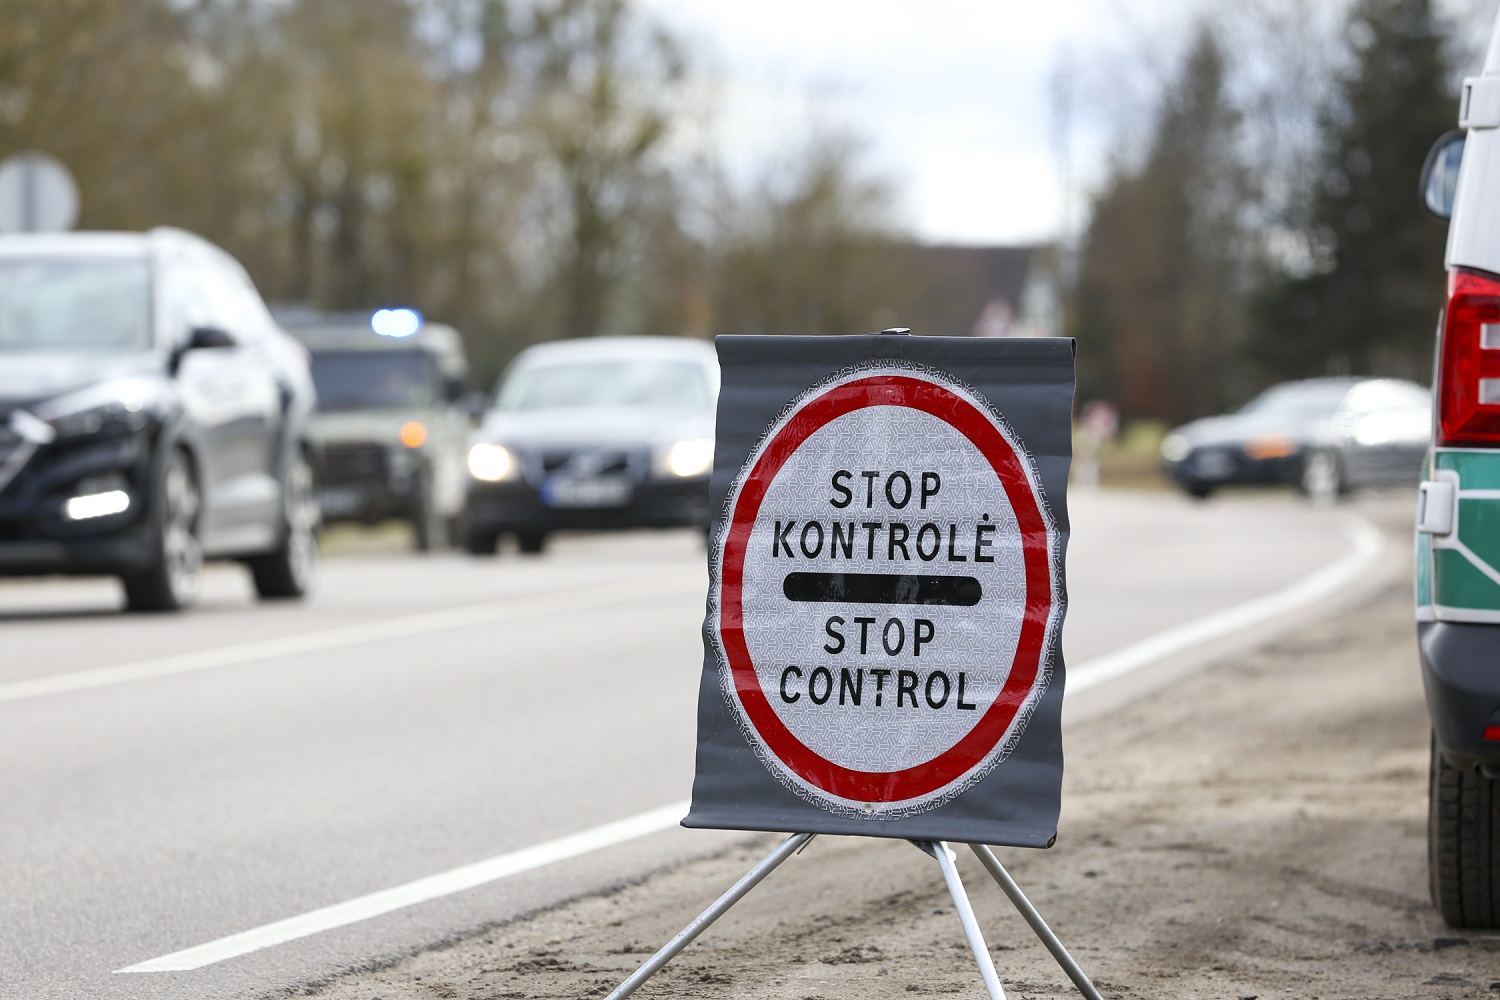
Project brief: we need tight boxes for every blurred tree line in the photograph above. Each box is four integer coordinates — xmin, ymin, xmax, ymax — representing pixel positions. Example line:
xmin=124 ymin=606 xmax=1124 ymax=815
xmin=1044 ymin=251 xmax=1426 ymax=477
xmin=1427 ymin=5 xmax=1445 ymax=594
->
xmin=1072 ymin=0 xmax=1464 ymax=425
xmin=0 ymin=0 xmax=910 ymax=384
xmin=5 ymin=0 xmax=1477 ymax=417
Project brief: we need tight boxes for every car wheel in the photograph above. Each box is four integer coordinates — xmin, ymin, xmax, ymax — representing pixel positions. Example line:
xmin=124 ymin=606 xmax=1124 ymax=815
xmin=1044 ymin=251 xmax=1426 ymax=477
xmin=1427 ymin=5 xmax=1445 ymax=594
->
xmin=1301 ymin=450 xmax=1344 ymax=504
xmin=465 ymin=528 xmax=499 ymax=556
xmin=248 ymin=451 xmax=319 ymax=600
xmin=1430 ymin=733 xmax=1500 ymax=928
xmin=1184 ymin=482 xmax=1215 ymax=501
xmin=122 ymin=449 xmax=203 ymax=613
xmin=516 ymin=530 xmax=548 ymax=556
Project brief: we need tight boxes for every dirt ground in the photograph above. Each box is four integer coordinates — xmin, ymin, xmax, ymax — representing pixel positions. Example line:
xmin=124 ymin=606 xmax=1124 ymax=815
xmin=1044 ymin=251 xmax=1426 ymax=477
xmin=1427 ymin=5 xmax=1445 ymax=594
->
xmin=312 ymin=574 xmax=1500 ymax=1000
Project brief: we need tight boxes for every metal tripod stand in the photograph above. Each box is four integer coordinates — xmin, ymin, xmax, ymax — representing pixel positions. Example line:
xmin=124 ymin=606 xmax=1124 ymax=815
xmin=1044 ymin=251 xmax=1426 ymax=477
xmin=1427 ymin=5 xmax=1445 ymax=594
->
xmin=604 ymin=833 xmax=1105 ymax=1000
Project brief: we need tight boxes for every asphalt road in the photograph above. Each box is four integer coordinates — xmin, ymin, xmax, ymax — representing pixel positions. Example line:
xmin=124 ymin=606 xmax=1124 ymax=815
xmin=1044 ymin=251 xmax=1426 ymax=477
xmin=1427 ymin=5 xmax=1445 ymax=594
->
xmin=0 ymin=489 xmax=1398 ymax=1000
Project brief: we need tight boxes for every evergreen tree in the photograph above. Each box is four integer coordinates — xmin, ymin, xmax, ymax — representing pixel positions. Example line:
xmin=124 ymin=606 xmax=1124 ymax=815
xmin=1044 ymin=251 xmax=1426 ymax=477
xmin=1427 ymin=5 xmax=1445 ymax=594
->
xmin=1072 ymin=27 xmax=1251 ymax=423
xmin=1250 ymin=0 xmax=1454 ymax=380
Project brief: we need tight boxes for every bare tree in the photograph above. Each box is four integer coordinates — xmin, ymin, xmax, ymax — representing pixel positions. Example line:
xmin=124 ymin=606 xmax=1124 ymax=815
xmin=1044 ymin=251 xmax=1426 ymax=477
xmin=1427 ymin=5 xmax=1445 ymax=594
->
xmin=0 ymin=0 xmax=913 ymax=382
xmin=704 ymin=130 xmax=911 ymax=337
xmin=519 ymin=0 xmax=686 ymax=340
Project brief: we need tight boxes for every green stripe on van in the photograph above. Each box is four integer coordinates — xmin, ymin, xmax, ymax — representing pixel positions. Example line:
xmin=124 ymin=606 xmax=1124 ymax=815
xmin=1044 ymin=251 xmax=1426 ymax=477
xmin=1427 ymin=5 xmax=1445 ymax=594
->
xmin=1436 ymin=449 xmax=1500 ymax=488
xmin=1434 ymin=547 xmax=1500 ymax=609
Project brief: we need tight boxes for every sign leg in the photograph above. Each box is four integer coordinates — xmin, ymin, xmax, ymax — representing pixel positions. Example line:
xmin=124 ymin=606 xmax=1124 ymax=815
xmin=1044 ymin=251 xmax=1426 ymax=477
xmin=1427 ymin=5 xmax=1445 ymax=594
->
xmin=968 ymin=844 xmax=1105 ymax=1000
xmin=605 ymin=832 xmax=814 ymax=1000
xmin=921 ymin=840 xmax=1006 ymax=1000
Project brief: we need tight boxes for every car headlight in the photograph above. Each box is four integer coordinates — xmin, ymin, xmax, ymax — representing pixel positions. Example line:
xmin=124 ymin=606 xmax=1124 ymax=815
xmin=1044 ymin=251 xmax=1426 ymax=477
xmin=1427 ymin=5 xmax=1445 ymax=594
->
xmin=1160 ymin=433 xmax=1191 ymax=463
xmin=661 ymin=437 xmax=714 ymax=478
xmin=467 ymin=442 xmax=516 ymax=482
xmin=64 ymin=474 xmax=132 ymax=520
xmin=50 ymin=398 xmax=153 ymax=439
xmin=37 ymin=379 xmax=161 ymax=439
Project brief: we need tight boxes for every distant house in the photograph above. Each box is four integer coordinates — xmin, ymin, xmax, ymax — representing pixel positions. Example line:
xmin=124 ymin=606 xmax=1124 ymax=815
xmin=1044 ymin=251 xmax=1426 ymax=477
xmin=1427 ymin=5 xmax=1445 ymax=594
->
xmin=888 ymin=243 xmax=1060 ymax=339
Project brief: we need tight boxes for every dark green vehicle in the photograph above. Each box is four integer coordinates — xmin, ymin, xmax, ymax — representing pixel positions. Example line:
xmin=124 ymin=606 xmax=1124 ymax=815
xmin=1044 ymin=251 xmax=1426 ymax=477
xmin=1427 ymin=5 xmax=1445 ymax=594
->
xmin=282 ymin=310 xmax=471 ymax=551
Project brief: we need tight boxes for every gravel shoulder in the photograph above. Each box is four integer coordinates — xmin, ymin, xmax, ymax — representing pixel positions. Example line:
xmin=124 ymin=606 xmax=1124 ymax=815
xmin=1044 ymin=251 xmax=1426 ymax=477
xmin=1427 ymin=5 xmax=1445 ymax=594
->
xmin=312 ymin=544 xmax=1500 ymax=999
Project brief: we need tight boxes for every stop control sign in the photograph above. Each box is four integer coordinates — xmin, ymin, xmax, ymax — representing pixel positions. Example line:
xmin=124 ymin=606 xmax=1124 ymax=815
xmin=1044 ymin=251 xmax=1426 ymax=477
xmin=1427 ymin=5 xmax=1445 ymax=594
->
xmin=709 ymin=362 xmax=1062 ymax=820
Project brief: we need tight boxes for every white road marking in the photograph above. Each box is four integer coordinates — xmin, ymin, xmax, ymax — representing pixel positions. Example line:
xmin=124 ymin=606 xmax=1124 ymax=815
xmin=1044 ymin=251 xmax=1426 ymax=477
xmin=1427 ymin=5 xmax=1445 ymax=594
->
xmin=116 ymin=801 xmax=691 ymax=973
xmin=111 ymin=514 xmax=1386 ymax=975
xmin=1068 ymin=515 xmax=1384 ymax=692
xmin=1447 ymin=534 xmax=1500 ymax=589
xmin=0 ymin=573 xmax=702 ymax=706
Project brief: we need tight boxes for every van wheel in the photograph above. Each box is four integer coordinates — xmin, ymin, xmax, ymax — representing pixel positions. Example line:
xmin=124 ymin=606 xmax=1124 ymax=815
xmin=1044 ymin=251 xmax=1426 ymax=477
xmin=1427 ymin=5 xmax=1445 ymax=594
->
xmin=1430 ymin=732 xmax=1500 ymax=928
xmin=249 ymin=451 xmax=319 ymax=600
xmin=122 ymin=449 xmax=203 ymax=612
xmin=516 ymin=530 xmax=548 ymax=555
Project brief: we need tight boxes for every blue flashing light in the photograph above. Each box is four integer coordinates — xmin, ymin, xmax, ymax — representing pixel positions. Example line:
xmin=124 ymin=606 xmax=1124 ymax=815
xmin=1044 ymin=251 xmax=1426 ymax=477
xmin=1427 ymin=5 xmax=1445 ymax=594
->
xmin=371 ymin=308 xmax=423 ymax=338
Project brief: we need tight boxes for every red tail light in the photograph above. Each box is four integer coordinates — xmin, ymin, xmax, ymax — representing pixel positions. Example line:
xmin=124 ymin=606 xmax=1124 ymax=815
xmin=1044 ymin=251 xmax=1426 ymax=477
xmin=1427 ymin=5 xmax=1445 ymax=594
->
xmin=1440 ymin=268 xmax=1500 ymax=444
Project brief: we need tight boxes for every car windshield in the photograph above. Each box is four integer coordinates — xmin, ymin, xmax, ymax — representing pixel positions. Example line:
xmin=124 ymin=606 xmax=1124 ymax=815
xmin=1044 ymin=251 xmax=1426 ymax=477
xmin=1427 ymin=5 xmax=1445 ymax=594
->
xmin=0 ymin=259 xmax=152 ymax=353
xmin=309 ymin=350 xmax=438 ymax=411
xmin=1237 ymin=383 xmax=1350 ymax=421
xmin=497 ymin=358 xmax=711 ymax=412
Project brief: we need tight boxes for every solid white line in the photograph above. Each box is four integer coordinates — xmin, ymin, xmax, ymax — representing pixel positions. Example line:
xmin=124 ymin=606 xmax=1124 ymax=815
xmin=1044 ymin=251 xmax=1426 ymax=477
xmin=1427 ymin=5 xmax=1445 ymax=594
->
xmin=110 ymin=517 xmax=1385 ymax=974
xmin=116 ymin=800 xmax=691 ymax=973
xmin=1067 ymin=514 xmax=1385 ymax=693
xmin=0 ymin=573 xmax=701 ymax=707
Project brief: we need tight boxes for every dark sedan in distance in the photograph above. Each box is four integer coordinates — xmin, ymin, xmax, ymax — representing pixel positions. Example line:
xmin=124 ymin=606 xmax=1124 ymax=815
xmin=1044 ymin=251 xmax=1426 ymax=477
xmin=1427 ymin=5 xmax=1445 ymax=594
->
xmin=1160 ymin=377 xmax=1431 ymax=501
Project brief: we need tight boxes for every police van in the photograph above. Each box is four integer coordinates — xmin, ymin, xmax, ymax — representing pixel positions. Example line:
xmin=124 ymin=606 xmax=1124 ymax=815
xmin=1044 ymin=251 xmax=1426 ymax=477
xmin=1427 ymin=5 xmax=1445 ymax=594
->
xmin=1417 ymin=19 xmax=1500 ymax=928
xmin=281 ymin=309 xmax=470 ymax=551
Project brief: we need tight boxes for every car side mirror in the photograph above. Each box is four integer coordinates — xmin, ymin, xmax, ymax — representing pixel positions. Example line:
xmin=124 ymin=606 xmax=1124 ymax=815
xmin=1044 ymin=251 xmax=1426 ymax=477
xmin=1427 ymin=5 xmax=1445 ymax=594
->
xmin=1422 ymin=129 xmax=1466 ymax=220
xmin=169 ymin=326 xmax=238 ymax=374
xmin=444 ymin=375 xmax=467 ymax=403
xmin=187 ymin=326 xmax=237 ymax=350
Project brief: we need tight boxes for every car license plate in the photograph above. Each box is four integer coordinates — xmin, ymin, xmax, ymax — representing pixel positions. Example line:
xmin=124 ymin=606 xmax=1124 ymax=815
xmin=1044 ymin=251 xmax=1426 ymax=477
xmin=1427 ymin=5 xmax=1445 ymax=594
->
xmin=542 ymin=476 xmax=632 ymax=509
xmin=319 ymin=486 xmax=364 ymax=517
xmin=1194 ymin=451 xmax=1235 ymax=479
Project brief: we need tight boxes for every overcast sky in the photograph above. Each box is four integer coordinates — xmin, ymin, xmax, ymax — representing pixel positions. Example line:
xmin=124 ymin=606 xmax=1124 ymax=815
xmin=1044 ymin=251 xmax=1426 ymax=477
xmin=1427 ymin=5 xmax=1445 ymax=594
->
xmin=642 ymin=0 xmax=1500 ymax=247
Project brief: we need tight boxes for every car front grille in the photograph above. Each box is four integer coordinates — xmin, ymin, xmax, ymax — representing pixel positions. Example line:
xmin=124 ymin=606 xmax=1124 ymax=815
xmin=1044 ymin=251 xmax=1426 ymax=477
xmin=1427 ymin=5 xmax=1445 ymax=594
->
xmin=529 ymin=447 xmax=642 ymax=484
xmin=1189 ymin=447 xmax=1238 ymax=479
xmin=322 ymin=443 xmax=387 ymax=485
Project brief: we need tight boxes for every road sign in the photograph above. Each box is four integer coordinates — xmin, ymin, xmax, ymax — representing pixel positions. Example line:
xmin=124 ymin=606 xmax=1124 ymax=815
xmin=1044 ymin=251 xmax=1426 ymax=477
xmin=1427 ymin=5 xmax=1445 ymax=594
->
xmin=686 ymin=335 xmax=1074 ymax=846
xmin=0 ymin=152 xmax=79 ymax=234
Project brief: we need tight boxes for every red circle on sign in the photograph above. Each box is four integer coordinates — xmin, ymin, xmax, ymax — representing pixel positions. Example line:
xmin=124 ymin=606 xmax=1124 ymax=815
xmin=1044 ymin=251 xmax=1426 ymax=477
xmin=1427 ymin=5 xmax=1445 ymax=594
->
xmin=718 ymin=373 xmax=1054 ymax=804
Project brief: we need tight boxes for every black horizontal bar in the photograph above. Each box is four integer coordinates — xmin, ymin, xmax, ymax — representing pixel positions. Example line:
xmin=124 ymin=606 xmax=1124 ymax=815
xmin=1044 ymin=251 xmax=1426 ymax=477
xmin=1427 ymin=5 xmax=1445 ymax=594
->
xmin=781 ymin=572 xmax=982 ymax=607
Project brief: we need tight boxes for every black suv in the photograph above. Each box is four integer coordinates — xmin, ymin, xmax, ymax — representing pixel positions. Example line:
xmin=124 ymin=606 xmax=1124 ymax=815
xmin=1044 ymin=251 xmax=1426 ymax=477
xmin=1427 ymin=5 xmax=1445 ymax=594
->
xmin=0 ymin=228 xmax=319 ymax=611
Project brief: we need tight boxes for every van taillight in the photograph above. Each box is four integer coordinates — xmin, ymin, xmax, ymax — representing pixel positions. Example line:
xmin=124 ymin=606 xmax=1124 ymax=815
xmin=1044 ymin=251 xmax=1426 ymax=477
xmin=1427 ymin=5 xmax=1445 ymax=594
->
xmin=1440 ymin=268 xmax=1500 ymax=444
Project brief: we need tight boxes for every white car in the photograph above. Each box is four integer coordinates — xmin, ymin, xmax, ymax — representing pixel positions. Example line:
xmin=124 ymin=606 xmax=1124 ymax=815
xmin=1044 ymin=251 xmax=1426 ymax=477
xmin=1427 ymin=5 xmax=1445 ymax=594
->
xmin=462 ymin=336 xmax=718 ymax=555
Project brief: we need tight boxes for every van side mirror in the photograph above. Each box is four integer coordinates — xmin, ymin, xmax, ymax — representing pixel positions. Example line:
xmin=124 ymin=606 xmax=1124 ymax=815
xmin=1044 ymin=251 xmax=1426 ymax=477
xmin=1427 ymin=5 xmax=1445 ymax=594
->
xmin=1422 ymin=129 xmax=1466 ymax=220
